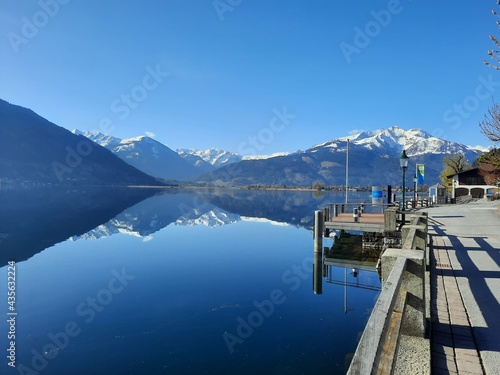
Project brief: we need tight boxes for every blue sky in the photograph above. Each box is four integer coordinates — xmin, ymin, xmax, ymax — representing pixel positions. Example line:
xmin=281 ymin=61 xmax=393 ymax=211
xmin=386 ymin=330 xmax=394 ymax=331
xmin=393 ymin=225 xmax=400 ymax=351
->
xmin=1 ymin=0 xmax=499 ymax=156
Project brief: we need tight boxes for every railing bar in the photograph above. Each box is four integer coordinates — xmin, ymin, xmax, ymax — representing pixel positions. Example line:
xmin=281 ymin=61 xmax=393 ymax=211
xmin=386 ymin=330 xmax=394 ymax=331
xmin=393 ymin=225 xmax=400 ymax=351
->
xmin=375 ymin=289 xmax=408 ymax=375
xmin=347 ymin=256 xmax=407 ymax=374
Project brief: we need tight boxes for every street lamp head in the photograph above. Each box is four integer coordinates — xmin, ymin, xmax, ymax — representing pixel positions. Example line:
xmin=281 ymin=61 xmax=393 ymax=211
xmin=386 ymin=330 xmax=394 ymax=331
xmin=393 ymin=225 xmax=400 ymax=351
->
xmin=399 ymin=149 xmax=409 ymax=170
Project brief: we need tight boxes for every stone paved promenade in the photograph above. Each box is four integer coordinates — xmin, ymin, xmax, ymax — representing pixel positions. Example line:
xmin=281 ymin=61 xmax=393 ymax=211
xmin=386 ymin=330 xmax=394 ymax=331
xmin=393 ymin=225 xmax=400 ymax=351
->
xmin=427 ymin=200 xmax=500 ymax=374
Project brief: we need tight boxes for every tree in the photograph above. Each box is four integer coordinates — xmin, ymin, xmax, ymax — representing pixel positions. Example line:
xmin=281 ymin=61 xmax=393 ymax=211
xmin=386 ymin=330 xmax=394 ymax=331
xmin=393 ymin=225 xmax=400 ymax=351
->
xmin=484 ymin=7 xmax=500 ymax=70
xmin=478 ymin=148 xmax=500 ymax=185
xmin=439 ymin=154 xmax=468 ymax=186
xmin=479 ymin=101 xmax=500 ymax=142
xmin=418 ymin=184 xmax=428 ymax=193
xmin=478 ymin=147 xmax=500 ymax=168
xmin=312 ymin=181 xmax=325 ymax=190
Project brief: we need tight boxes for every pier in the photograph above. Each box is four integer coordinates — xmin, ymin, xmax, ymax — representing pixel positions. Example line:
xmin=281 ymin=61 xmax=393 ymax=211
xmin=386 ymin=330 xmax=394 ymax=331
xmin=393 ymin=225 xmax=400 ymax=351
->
xmin=314 ymin=197 xmax=499 ymax=374
xmin=321 ymin=199 xmax=433 ymax=233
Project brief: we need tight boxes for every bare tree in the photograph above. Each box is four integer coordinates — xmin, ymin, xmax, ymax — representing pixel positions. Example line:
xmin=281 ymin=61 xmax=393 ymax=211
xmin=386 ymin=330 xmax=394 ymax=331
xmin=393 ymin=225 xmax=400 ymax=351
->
xmin=479 ymin=101 xmax=500 ymax=142
xmin=439 ymin=154 xmax=468 ymax=186
xmin=484 ymin=6 xmax=500 ymax=70
xmin=444 ymin=154 xmax=468 ymax=173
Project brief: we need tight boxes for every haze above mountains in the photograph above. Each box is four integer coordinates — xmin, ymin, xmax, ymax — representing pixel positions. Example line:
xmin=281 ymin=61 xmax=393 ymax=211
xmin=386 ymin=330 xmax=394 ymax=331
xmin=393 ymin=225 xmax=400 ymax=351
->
xmin=0 ymin=99 xmax=485 ymax=187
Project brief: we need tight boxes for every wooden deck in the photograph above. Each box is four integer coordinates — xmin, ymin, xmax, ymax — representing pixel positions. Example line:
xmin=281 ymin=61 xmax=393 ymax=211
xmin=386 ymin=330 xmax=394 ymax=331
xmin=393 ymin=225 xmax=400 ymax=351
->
xmin=325 ymin=213 xmax=385 ymax=232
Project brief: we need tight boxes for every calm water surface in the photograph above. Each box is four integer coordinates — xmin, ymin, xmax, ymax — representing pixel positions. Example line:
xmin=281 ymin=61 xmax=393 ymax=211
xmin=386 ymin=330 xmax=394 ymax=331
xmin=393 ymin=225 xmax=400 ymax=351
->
xmin=0 ymin=188 xmax=380 ymax=375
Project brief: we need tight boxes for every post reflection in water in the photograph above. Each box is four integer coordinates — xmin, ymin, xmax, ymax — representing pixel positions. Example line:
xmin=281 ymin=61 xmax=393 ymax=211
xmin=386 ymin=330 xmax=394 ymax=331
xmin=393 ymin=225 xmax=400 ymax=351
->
xmin=313 ymin=251 xmax=323 ymax=295
xmin=312 ymin=230 xmax=382 ymax=314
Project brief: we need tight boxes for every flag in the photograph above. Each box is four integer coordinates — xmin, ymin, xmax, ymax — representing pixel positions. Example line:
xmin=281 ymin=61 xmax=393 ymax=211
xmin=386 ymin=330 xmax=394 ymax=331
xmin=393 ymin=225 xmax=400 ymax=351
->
xmin=417 ymin=164 xmax=424 ymax=185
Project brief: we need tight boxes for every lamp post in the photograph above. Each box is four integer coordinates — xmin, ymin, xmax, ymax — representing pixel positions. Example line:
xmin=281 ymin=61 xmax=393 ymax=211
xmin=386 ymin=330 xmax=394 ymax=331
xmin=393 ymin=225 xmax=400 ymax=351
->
xmin=413 ymin=174 xmax=417 ymax=208
xmin=400 ymin=150 xmax=409 ymax=223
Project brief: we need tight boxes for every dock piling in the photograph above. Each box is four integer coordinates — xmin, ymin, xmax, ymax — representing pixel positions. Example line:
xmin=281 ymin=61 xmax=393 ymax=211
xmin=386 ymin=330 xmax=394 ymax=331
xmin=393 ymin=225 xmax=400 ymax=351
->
xmin=314 ymin=210 xmax=323 ymax=253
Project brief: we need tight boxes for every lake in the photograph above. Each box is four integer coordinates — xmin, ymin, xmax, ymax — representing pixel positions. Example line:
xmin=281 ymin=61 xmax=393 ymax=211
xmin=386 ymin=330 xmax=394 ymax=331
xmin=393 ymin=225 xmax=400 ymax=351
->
xmin=0 ymin=188 xmax=381 ymax=375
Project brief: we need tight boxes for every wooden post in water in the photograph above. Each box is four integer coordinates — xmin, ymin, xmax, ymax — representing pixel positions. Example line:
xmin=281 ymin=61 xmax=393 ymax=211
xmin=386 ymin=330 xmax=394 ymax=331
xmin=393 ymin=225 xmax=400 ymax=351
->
xmin=313 ymin=251 xmax=323 ymax=294
xmin=314 ymin=210 xmax=323 ymax=253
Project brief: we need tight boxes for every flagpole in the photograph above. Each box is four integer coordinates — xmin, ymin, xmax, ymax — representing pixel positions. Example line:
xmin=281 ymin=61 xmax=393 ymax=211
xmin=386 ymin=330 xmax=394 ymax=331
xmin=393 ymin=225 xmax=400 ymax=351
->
xmin=414 ymin=164 xmax=418 ymax=207
xmin=345 ymin=139 xmax=349 ymax=205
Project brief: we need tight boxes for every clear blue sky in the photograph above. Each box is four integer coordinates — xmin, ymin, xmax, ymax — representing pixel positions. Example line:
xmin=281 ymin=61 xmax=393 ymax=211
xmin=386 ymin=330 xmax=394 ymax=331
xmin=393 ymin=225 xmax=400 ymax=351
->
xmin=1 ymin=0 xmax=498 ymax=156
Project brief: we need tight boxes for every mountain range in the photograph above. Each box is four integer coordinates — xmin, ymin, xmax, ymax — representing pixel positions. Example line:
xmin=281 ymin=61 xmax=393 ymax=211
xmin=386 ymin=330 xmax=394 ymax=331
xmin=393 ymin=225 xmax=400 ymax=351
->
xmin=0 ymin=99 xmax=162 ymax=186
xmin=0 ymin=99 xmax=485 ymax=187
xmin=75 ymin=130 xmax=201 ymax=182
xmin=196 ymin=127 xmax=483 ymax=187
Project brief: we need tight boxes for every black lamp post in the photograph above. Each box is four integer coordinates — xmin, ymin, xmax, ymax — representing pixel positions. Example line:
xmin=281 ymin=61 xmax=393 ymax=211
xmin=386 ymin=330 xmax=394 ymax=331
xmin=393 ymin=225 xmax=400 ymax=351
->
xmin=413 ymin=174 xmax=417 ymax=208
xmin=400 ymin=150 xmax=409 ymax=223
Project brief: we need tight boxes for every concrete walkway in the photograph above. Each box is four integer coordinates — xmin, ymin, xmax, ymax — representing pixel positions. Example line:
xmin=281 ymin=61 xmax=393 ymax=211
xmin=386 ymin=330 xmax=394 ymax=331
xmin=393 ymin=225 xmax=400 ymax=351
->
xmin=427 ymin=200 xmax=500 ymax=374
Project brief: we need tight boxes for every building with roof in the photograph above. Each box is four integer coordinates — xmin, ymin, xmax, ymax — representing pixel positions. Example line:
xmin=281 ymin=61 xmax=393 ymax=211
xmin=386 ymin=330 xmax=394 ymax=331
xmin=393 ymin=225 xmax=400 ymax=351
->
xmin=448 ymin=168 xmax=499 ymax=199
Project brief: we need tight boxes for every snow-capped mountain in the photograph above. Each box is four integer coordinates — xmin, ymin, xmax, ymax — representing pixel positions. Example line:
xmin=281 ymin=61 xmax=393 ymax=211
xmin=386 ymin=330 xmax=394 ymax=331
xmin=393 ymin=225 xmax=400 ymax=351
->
xmin=76 ymin=131 xmax=201 ymax=181
xmin=198 ymin=126 xmax=483 ymax=187
xmin=72 ymin=193 xmax=242 ymax=241
xmin=242 ymin=152 xmax=291 ymax=160
xmin=177 ymin=148 xmax=242 ymax=168
xmin=175 ymin=208 xmax=240 ymax=227
xmin=75 ymin=130 xmax=121 ymax=148
xmin=313 ymin=126 xmax=483 ymax=157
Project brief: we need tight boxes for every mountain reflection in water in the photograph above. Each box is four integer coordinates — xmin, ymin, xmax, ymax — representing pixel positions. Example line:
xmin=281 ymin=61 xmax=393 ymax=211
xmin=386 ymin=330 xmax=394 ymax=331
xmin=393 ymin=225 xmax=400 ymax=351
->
xmin=0 ymin=188 xmax=381 ymax=375
xmin=1 ymin=188 xmax=369 ymax=263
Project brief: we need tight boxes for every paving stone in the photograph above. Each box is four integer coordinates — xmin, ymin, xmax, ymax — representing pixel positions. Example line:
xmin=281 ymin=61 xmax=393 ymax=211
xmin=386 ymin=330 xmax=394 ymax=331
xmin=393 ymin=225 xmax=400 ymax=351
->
xmin=456 ymin=357 xmax=483 ymax=374
xmin=452 ymin=325 xmax=473 ymax=338
xmin=433 ymin=355 xmax=458 ymax=373
xmin=434 ymin=333 xmax=454 ymax=346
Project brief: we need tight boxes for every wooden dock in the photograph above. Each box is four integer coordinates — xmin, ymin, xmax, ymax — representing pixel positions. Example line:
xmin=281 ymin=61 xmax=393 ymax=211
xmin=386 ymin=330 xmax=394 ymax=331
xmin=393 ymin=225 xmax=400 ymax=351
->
xmin=325 ymin=213 xmax=385 ymax=232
